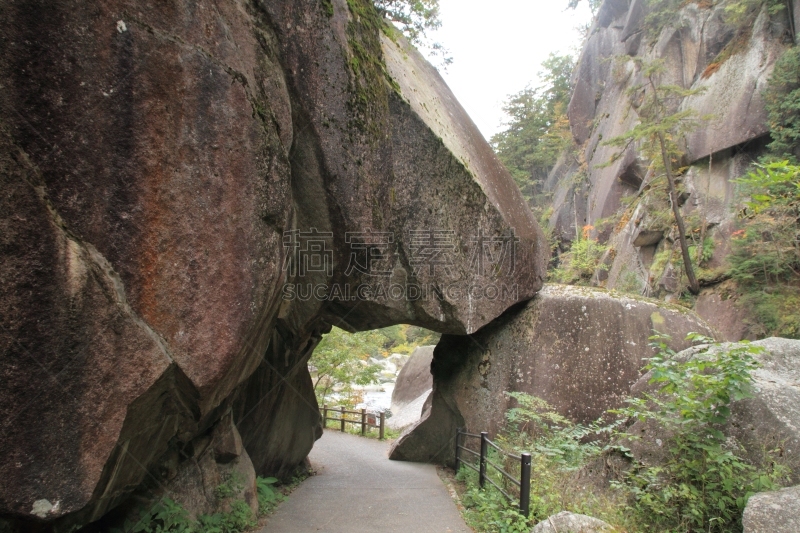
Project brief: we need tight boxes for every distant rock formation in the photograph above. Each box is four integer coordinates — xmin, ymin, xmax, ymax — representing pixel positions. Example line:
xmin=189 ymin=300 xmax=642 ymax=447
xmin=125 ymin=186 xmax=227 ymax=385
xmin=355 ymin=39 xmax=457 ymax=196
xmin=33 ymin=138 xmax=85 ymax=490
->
xmin=543 ymin=0 xmax=796 ymax=338
xmin=388 ymin=345 xmax=434 ymax=431
xmin=390 ymin=285 xmax=714 ymax=463
xmin=0 ymin=0 xmax=548 ymax=529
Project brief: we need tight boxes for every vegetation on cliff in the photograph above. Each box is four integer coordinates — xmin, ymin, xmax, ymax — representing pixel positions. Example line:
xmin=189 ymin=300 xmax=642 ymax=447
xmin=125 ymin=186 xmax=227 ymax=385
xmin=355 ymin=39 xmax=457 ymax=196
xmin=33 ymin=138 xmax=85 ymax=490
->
xmin=494 ymin=0 xmax=800 ymax=338
xmin=453 ymin=336 xmax=790 ymax=533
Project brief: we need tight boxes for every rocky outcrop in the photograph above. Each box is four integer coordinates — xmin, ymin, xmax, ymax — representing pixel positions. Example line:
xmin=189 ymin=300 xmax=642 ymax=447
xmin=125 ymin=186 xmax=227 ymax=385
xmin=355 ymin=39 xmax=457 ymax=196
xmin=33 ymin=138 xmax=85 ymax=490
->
xmin=743 ymin=485 xmax=800 ymax=533
xmin=391 ymin=346 xmax=435 ymax=412
xmin=627 ymin=337 xmax=800 ymax=481
xmin=531 ymin=511 xmax=614 ymax=533
xmin=546 ymin=0 xmax=795 ymax=337
xmin=0 ymin=0 xmax=548 ymax=530
xmin=388 ymin=345 xmax=434 ymax=431
xmin=390 ymin=285 xmax=714 ymax=463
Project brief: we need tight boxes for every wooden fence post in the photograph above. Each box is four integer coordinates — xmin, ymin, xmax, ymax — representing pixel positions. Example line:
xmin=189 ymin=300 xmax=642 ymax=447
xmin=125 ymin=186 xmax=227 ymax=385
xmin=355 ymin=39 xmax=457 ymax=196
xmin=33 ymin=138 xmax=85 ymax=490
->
xmin=379 ymin=411 xmax=385 ymax=440
xmin=340 ymin=407 xmax=346 ymax=433
xmin=361 ymin=408 xmax=367 ymax=436
xmin=322 ymin=404 xmax=328 ymax=430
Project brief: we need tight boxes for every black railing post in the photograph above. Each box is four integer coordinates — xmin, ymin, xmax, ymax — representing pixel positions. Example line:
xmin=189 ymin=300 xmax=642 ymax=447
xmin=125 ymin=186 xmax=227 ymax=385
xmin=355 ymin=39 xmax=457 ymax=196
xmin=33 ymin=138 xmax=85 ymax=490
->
xmin=454 ymin=428 xmax=462 ymax=472
xmin=479 ymin=431 xmax=488 ymax=489
xmin=340 ymin=407 xmax=346 ymax=433
xmin=520 ymin=453 xmax=532 ymax=517
xmin=322 ymin=404 xmax=328 ymax=429
xmin=379 ymin=411 xmax=385 ymax=440
xmin=361 ymin=408 xmax=367 ymax=436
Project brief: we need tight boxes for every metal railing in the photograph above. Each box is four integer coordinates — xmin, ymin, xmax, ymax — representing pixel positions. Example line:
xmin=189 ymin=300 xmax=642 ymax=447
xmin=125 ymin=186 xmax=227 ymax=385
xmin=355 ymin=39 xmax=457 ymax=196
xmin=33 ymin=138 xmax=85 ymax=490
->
xmin=455 ymin=428 xmax=532 ymax=517
xmin=320 ymin=404 xmax=386 ymax=440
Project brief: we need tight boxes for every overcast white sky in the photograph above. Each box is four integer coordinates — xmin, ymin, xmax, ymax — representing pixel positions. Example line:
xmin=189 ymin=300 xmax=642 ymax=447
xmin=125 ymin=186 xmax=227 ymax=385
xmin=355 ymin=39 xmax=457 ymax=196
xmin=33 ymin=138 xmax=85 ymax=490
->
xmin=424 ymin=0 xmax=595 ymax=141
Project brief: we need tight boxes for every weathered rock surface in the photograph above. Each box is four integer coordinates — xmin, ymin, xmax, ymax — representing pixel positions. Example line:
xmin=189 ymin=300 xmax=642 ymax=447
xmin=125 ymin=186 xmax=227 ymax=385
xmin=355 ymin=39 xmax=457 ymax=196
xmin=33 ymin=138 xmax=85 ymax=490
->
xmin=387 ymin=389 xmax=432 ymax=431
xmin=391 ymin=346 xmax=435 ymax=412
xmin=743 ymin=485 xmax=800 ymax=533
xmin=0 ymin=0 xmax=547 ymax=530
xmin=390 ymin=285 xmax=714 ymax=463
xmin=628 ymin=337 xmax=800 ymax=481
xmin=388 ymin=345 xmax=434 ymax=431
xmin=531 ymin=511 xmax=614 ymax=533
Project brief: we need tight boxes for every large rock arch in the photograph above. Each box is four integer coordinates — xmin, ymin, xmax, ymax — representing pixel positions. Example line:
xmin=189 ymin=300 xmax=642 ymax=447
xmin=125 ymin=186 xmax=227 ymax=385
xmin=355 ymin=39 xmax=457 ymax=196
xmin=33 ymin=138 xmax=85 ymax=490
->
xmin=0 ymin=0 xmax=548 ymax=530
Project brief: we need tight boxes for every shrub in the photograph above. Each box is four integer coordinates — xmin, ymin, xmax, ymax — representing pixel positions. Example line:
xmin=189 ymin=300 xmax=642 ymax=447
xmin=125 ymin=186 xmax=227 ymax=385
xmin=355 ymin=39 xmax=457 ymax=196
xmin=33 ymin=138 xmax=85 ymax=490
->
xmin=764 ymin=47 xmax=800 ymax=159
xmin=729 ymin=161 xmax=800 ymax=338
xmin=612 ymin=334 xmax=788 ymax=532
xmin=256 ymin=477 xmax=285 ymax=516
xmin=550 ymin=226 xmax=608 ymax=284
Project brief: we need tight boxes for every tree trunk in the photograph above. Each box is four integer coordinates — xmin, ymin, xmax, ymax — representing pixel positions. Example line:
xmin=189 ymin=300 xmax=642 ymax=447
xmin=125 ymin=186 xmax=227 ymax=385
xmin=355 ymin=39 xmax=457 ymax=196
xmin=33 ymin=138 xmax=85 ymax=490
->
xmin=657 ymin=131 xmax=700 ymax=295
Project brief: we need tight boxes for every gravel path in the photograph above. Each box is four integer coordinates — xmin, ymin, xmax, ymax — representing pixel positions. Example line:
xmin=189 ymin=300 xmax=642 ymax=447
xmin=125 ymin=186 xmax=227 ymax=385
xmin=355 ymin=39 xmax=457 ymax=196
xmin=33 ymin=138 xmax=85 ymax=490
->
xmin=260 ymin=430 xmax=472 ymax=533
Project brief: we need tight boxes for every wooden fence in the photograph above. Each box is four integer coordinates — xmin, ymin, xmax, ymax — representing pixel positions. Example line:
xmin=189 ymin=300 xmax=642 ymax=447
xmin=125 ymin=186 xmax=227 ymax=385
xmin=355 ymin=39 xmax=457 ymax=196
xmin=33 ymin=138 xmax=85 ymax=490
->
xmin=455 ymin=429 xmax=532 ymax=517
xmin=320 ymin=404 xmax=386 ymax=440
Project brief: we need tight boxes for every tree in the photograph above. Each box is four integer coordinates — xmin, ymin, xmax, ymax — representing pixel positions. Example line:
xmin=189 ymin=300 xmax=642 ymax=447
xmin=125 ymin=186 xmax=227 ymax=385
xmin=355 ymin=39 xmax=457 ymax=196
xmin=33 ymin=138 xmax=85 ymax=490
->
xmin=492 ymin=54 xmax=575 ymax=201
xmin=374 ymin=0 xmax=451 ymax=66
xmin=604 ymin=59 xmax=705 ymax=295
xmin=566 ymin=0 xmax=603 ymax=16
xmin=310 ymin=327 xmax=384 ymax=407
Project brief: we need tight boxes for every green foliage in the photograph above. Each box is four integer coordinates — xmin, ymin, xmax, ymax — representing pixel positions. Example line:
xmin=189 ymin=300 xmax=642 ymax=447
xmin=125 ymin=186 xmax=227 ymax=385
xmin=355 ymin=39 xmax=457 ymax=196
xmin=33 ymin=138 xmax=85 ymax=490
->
xmin=612 ymin=334 xmax=787 ymax=532
xmin=724 ymin=0 xmax=787 ymax=27
xmin=502 ymin=393 xmax=619 ymax=471
xmin=114 ymin=498 xmax=194 ymax=533
xmin=765 ymin=46 xmax=800 ymax=159
xmin=374 ymin=0 xmax=439 ymax=44
xmin=256 ymin=477 xmax=286 ymax=516
xmin=455 ymin=336 xmax=791 ymax=533
xmin=550 ymin=227 xmax=608 ymax=284
xmin=492 ymin=54 xmax=575 ymax=204
xmin=195 ymin=500 xmax=256 ymax=533
xmin=729 ymin=161 xmax=800 ymax=338
xmin=310 ymin=325 xmax=439 ymax=407
xmin=458 ymin=473 xmax=531 ymax=533
xmin=566 ymin=0 xmax=603 ymax=14
xmin=310 ymin=327 xmax=384 ymax=407
xmin=112 ymin=496 xmax=256 ymax=533
xmin=373 ymin=0 xmax=450 ymax=66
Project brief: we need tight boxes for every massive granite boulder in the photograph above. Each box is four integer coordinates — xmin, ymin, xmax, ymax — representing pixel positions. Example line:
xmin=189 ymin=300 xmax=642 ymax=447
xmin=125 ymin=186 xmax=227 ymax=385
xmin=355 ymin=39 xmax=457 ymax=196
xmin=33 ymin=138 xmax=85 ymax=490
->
xmin=0 ymin=0 xmax=547 ymax=530
xmin=390 ymin=284 xmax=714 ymax=463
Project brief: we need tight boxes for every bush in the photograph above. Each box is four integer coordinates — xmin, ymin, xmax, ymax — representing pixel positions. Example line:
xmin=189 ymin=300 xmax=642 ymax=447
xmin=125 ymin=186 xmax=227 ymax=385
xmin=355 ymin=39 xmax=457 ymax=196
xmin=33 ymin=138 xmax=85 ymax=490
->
xmin=454 ymin=336 xmax=791 ymax=533
xmin=765 ymin=47 xmax=800 ymax=159
xmin=729 ymin=161 xmax=800 ymax=338
xmin=550 ymin=226 xmax=608 ymax=284
xmin=612 ymin=334 xmax=788 ymax=532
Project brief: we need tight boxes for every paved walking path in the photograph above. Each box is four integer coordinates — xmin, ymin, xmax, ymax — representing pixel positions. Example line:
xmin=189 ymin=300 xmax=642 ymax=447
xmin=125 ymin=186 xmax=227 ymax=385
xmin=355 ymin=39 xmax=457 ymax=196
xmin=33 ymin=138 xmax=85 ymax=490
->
xmin=260 ymin=430 xmax=471 ymax=533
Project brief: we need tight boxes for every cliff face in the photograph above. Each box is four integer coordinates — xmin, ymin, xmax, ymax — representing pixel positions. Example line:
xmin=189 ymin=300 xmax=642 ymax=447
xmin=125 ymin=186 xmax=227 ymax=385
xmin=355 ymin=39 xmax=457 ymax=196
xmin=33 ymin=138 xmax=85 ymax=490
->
xmin=545 ymin=0 xmax=797 ymax=338
xmin=0 ymin=0 xmax=548 ymax=530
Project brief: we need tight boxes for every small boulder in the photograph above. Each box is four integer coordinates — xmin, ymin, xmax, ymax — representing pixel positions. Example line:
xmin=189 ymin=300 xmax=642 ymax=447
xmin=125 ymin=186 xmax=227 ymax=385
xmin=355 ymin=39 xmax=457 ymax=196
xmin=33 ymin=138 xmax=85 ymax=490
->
xmin=743 ymin=485 xmax=800 ymax=533
xmin=531 ymin=511 xmax=615 ymax=532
